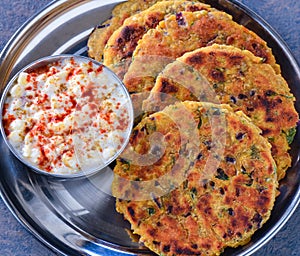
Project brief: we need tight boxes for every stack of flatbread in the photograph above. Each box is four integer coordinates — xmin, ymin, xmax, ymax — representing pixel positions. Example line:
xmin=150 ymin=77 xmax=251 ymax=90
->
xmin=87 ymin=1 xmax=298 ymax=255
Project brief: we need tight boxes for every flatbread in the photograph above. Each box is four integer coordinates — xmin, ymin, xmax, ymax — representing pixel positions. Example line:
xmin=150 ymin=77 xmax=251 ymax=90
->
xmin=123 ymin=10 xmax=280 ymax=94
xmin=143 ymin=44 xmax=298 ymax=179
xmin=112 ymin=101 xmax=278 ymax=255
xmin=103 ymin=0 xmax=212 ymax=79
xmin=87 ymin=0 xmax=165 ymax=61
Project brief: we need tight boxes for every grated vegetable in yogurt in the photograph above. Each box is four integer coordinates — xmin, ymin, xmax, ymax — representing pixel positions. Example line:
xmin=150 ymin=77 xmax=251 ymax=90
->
xmin=2 ymin=57 xmax=132 ymax=174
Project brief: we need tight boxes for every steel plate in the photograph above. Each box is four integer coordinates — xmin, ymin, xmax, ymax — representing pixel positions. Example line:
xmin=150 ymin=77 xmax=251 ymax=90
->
xmin=0 ymin=0 xmax=299 ymax=255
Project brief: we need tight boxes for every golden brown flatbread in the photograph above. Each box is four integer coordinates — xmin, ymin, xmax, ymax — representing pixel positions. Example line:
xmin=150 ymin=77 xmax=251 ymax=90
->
xmin=144 ymin=44 xmax=298 ymax=179
xmin=112 ymin=101 xmax=278 ymax=255
xmin=103 ymin=0 xmax=212 ymax=79
xmin=123 ymin=10 xmax=280 ymax=94
xmin=88 ymin=0 xmax=167 ymax=61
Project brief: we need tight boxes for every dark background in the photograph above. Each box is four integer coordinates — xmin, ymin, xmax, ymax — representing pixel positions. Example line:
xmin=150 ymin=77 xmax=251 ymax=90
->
xmin=0 ymin=0 xmax=299 ymax=255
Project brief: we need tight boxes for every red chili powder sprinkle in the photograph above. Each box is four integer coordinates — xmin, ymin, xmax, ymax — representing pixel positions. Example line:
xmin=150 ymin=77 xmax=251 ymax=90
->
xmin=3 ymin=114 xmax=16 ymax=136
xmin=96 ymin=65 xmax=103 ymax=73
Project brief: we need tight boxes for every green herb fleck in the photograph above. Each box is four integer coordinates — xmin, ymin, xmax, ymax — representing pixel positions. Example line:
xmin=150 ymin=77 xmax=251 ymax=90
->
xmin=198 ymin=117 xmax=202 ymax=129
xmin=148 ymin=207 xmax=156 ymax=216
xmin=279 ymin=93 xmax=294 ymax=99
xmin=171 ymin=155 xmax=176 ymax=165
xmin=190 ymin=187 xmax=197 ymax=199
xmin=241 ymin=166 xmax=247 ymax=174
xmin=245 ymin=177 xmax=253 ymax=186
xmin=145 ymin=121 xmax=156 ymax=133
xmin=265 ymin=90 xmax=277 ymax=96
xmin=245 ymin=171 xmax=254 ymax=186
xmin=183 ymin=180 xmax=188 ymax=189
xmin=215 ymin=168 xmax=229 ymax=180
xmin=250 ymin=145 xmax=260 ymax=159
xmin=119 ymin=158 xmax=130 ymax=171
xmin=285 ymin=127 xmax=296 ymax=144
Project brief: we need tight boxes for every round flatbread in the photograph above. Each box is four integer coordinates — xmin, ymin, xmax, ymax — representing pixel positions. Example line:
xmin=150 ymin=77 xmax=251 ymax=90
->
xmin=143 ymin=44 xmax=298 ymax=180
xmin=112 ymin=101 xmax=278 ymax=255
xmin=87 ymin=0 xmax=165 ymax=61
xmin=103 ymin=0 xmax=213 ymax=79
xmin=123 ymin=10 xmax=280 ymax=94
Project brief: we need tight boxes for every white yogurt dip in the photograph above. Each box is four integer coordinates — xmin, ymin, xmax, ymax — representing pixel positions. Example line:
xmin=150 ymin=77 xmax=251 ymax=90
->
xmin=1 ymin=56 xmax=133 ymax=175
